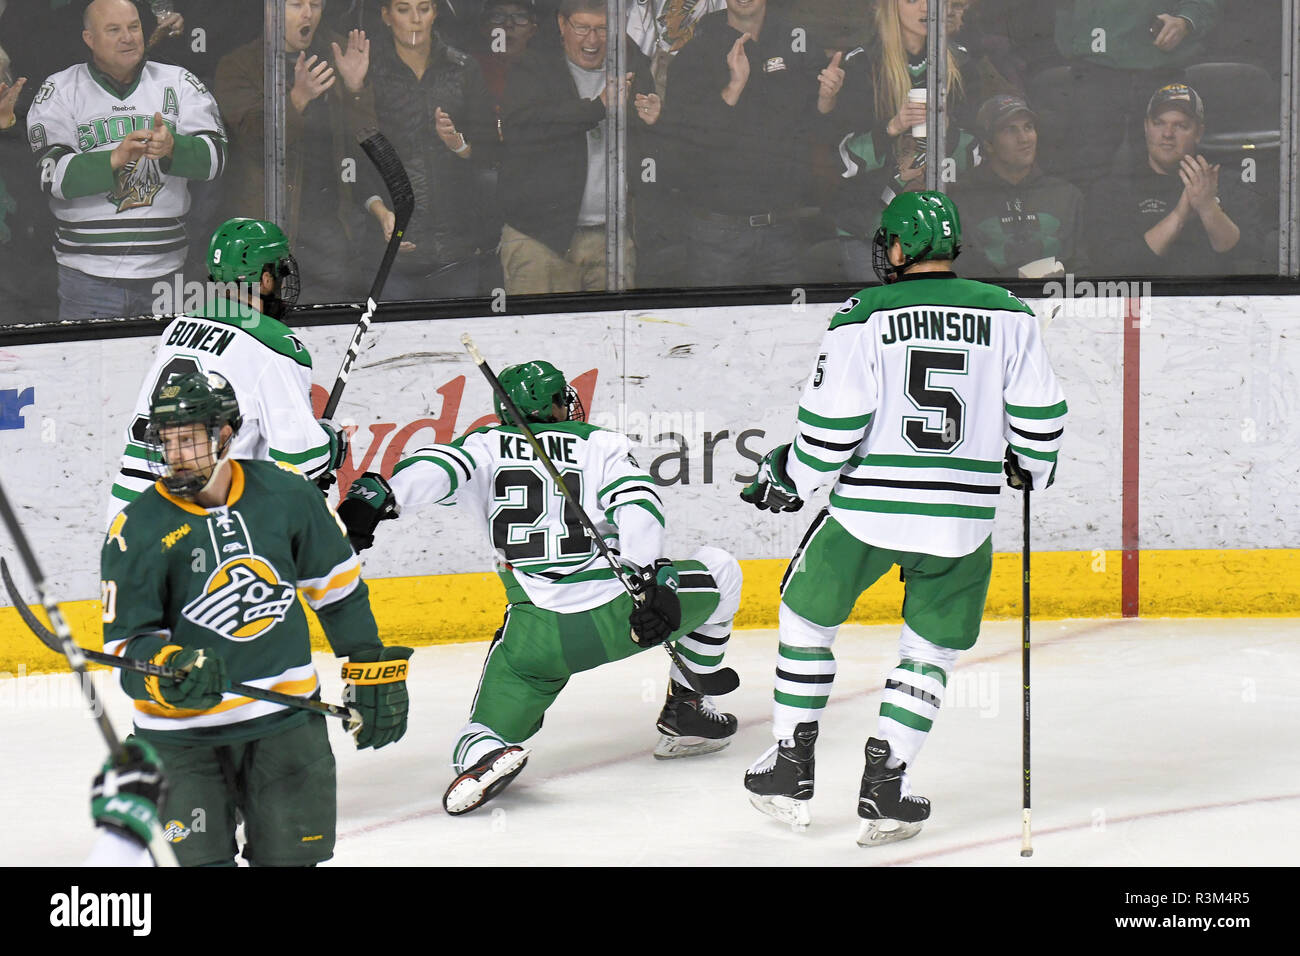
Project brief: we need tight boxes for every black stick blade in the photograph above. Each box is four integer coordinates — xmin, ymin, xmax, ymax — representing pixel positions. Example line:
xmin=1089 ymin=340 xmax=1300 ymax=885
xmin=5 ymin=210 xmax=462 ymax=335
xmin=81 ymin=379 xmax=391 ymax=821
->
xmin=358 ymin=128 xmax=415 ymax=224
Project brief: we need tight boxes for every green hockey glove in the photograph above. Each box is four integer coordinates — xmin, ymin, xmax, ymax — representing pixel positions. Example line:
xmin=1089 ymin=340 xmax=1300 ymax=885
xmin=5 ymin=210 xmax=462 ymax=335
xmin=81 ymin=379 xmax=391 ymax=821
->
xmin=741 ymin=444 xmax=804 ymax=513
xmin=91 ymin=738 xmax=168 ymax=848
xmin=628 ymin=559 xmax=682 ymax=648
xmin=343 ymin=645 xmax=413 ymax=750
xmin=337 ymin=472 xmax=399 ymax=551
xmin=146 ymin=646 xmax=227 ymax=710
xmin=314 ymin=420 xmax=350 ymax=493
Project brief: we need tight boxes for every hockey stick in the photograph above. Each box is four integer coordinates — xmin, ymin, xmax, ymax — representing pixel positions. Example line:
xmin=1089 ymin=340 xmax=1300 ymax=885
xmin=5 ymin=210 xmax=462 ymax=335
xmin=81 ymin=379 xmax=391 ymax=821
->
xmin=1020 ymin=488 xmax=1033 ymax=858
xmin=460 ymin=334 xmax=739 ymax=697
xmin=0 ymin=482 xmax=178 ymax=866
xmin=1 ymin=558 xmax=361 ymax=729
xmin=321 ymin=129 xmax=414 ymax=424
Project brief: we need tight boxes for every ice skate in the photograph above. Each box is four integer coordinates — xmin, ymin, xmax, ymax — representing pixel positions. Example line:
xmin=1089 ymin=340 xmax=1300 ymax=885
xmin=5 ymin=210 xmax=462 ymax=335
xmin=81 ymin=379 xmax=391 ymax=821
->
xmin=653 ymin=679 xmax=737 ymax=759
xmin=743 ymin=722 xmax=817 ymax=831
xmin=856 ymin=737 xmax=929 ymax=846
xmin=443 ymin=746 xmax=531 ymax=816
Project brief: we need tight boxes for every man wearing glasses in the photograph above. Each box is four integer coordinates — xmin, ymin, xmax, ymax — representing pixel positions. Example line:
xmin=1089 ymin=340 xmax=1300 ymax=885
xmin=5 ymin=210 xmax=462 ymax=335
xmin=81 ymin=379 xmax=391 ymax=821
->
xmin=496 ymin=0 xmax=661 ymax=294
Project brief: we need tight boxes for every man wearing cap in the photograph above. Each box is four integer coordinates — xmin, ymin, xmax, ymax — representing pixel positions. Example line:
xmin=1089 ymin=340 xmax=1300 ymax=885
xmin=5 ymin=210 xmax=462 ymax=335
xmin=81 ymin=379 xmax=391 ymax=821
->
xmin=1086 ymin=81 xmax=1256 ymax=276
xmin=949 ymin=94 xmax=1089 ymax=279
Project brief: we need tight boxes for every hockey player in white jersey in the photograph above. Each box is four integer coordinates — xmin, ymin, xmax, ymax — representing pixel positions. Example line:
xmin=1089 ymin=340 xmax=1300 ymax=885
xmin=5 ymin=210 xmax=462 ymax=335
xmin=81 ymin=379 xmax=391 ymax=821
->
xmin=106 ymin=217 xmax=345 ymax=524
xmin=25 ymin=0 xmax=228 ymax=321
xmin=338 ymin=360 xmax=743 ymax=815
xmin=740 ymin=191 xmax=1066 ymax=845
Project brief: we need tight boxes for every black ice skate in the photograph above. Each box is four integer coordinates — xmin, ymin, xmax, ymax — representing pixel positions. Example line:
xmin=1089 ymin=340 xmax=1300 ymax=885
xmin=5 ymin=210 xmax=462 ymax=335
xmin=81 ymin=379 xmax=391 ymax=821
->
xmin=654 ymin=679 xmax=738 ymax=759
xmin=743 ymin=722 xmax=818 ymax=830
xmin=856 ymin=737 xmax=930 ymax=846
xmin=443 ymin=745 xmax=531 ymax=816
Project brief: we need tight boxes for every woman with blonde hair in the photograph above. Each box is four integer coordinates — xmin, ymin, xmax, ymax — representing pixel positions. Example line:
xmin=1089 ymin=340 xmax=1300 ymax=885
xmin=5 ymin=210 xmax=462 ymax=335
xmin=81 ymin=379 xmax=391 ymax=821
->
xmin=830 ymin=0 xmax=1015 ymax=280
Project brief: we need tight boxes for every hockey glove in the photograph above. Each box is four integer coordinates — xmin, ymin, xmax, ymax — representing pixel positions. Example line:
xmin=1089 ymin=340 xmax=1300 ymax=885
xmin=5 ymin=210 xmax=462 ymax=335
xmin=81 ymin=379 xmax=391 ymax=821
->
xmin=741 ymin=444 xmax=804 ymax=513
xmin=628 ymin=559 xmax=682 ymax=648
xmin=337 ymin=472 xmax=399 ymax=552
xmin=314 ymin=420 xmax=350 ymax=493
xmin=1004 ymin=447 xmax=1055 ymax=491
xmin=91 ymin=737 xmax=167 ymax=848
xmin=343 ymin=645 xmax=413 ymax=750
xmin=147 ymin=646 xmax=227 ymax=710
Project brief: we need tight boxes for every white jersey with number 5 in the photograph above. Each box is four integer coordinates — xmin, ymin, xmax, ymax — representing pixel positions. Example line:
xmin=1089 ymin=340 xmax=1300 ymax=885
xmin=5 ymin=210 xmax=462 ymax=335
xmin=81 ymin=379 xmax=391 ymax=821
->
xmin=785 ymin=273 xmax=1067 ymax=558
xmin=387 ymin=421 xmax=665 ymax=613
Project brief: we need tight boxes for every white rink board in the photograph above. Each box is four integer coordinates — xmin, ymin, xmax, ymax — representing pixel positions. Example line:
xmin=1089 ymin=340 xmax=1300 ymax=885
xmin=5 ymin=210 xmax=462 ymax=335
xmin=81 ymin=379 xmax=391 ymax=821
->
xmin=0 ymin=295 xmax=1294 ymax=602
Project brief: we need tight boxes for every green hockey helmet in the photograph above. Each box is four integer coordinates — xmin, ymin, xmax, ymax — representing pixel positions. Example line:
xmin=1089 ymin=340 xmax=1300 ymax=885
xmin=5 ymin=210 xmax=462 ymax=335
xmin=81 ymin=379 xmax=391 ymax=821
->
xmin=872 ymin=190 xmax=962 ymax=284
xmin=207 ymin=218 xmax=301 ymax=315
xmin=494 ymin=361 xmax=584 ymax=426
xmin=144 ymin=371 xmax=243 ymax=497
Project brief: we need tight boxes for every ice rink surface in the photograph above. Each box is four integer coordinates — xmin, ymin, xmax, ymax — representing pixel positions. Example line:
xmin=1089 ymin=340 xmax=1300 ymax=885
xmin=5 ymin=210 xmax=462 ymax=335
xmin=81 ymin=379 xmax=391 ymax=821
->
xmin=3 ymin=617 xmax=1298 ymax=867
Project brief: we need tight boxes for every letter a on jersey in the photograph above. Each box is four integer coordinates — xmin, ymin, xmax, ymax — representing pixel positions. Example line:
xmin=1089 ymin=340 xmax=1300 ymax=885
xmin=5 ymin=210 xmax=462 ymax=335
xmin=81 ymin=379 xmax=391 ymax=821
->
xmin=183 ymin=556 xmax=296 ymax=640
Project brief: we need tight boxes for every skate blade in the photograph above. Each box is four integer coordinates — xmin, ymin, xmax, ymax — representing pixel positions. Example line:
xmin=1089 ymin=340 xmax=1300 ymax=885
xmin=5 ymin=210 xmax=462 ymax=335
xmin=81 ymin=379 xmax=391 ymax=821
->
xmin=653 ymin=734 xmax=731 ymax=760
xmin=748 ymin=794 xmax=811 ymax=832
xmin=443 ymin=747 xmax=532 ymax=816
xmin=856 ymin=818 xmax=923 ymax=847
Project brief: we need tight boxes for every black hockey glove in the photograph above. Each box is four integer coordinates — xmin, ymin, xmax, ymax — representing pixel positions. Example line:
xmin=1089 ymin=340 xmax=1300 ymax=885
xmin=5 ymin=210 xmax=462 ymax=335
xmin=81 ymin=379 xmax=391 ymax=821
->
xmin=91 ymin=737 xmax=168 ymax=849
xmin=1004 ymin=447 xmax=1055 ymax=490
xmin=337 ymin=472 xmax=399 ymax=551
xmin=628 ymin=559 xmax=682 ymax=648
xmin=342 ymin=645 xmax=413 ymax=750
xmin=314 ymin=420 xmax=350 ymax=493
xmin=741 ymin=444 xmax=804 ymax=513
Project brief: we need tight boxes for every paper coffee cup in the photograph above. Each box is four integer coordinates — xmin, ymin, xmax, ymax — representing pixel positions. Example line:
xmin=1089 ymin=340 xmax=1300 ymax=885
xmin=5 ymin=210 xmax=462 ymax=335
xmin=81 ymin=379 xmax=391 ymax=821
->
xmin=908 ymin=87 xmax=927 ymax=138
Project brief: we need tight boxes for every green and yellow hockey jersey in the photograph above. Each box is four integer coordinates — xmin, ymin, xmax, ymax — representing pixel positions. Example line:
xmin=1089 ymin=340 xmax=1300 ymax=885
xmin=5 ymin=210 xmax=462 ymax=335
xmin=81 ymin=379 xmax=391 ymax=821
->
xmin=101 ymin=460 xmax=381 ymax=743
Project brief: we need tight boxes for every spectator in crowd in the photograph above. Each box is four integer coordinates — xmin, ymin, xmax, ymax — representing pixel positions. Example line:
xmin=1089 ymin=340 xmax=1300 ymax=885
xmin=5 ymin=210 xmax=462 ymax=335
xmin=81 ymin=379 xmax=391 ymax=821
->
xmin=496 ymin=0 xmax=660 ymax=295
xmin=473 ymin=0 xmax=538 ymax=131
xmin=1086 ymin=82 xmax=1256 ymax=277
xmin=25 ymin=0 xmax=227 ymax=321
xmin=366 ymin=0 xmax=497 ymax=299
xmin=1 ymin=33 xmax=45 ymax=324
xmin=215 ymin=0 xmax=377 ymax=303
xmin=831 ymin=0 xmax=1015 ymax=281
xmin=949 ymin=94 xmax=1089 ymax=278
xmin=662 ymin=0 xmax=844 ymax=288
xmin=1052 ymin=1 xmax=1220 ymax=189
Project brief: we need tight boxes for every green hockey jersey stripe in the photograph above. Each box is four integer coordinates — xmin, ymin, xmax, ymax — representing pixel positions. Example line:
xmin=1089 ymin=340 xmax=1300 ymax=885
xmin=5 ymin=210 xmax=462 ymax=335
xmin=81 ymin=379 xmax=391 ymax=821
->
xmin=109 ymin=483 xmax=141 ymax=503
xmin=392 ymin=454 xmax=459 ymax=496
xmin=56 ymin=217 xmax=185 ymax=229
xmin=797 ymin=406 xmax=873 ymax=430
xmin=270 ymin=441 xmax=331 ymax=465
xmin=830 ymin=493 xmax=997 ymax=520
xmin=193 ymin=300 xmax=312 ymax=367
xmin=606 ymin=482 xmax=663 ymax=507
xmin=850 ymin=453 xmax=1002 ymax=472
xmin=1009 ymin=443 xmax=1059 ymax=463
xmin=123 ymin=442 xmax=162 ymax=462
xmin=793 ymin=441 xmax=844 ymax=472
xmin=56 ymin=239 xmax=188 ymax=255
xmin=58 ymin=227 xmax=187 ymax=243
xmin=1006 ymin=400 xmax=1068 ymax=420
xmin=599 ymin=473 xmax=658 ymax=499
xmin=607 ymin=498 xmax=665 ymax=527
xmin=840 ymin=475 xmax=1001 ymax=495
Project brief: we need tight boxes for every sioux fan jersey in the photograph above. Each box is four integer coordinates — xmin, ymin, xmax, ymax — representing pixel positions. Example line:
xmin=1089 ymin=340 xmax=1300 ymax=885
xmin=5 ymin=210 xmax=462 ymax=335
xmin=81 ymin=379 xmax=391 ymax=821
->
xmin=107 ymin=299 xmax=330 ymax=526
xmin=388 ymin=421 xmax=665 ymax=613
xmin=786 ymin=273 xmax=1067 ymax=558
xmin=101 ymin=460 xmax=381 ymax=744
xmin=26 ymin=60 xmax=227 ymax=278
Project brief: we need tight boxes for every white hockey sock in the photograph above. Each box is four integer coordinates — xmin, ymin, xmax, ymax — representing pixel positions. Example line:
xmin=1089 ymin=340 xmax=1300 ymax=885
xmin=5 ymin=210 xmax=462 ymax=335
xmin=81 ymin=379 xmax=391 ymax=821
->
xmin=452 ymin=722 xmax=512 ymax=774
xmin=670 ymin=546 xmax=742 ymax=684
xmin=772 ymin=604 xmax=838 ymax=739
xmin=877 ymin=659 xmax=947 ymax=768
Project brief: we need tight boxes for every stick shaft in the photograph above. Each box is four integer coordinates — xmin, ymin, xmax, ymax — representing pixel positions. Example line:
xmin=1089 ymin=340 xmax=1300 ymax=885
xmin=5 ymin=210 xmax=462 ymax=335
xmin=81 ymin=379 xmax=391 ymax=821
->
xmin=1021 ymin=487 xmax=1033 ymax=857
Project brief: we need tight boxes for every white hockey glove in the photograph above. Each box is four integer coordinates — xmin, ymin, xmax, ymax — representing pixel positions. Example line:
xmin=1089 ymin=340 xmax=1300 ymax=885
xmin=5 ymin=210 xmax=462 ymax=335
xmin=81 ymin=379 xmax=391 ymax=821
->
xmin=741 ymin=444 xmax=804 ymax=513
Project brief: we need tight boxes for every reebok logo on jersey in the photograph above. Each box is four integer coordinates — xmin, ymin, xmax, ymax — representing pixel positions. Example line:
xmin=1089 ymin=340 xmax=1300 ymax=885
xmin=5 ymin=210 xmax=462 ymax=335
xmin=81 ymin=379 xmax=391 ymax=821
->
xmin=182 ymin=556 xmax=295 ymax=641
